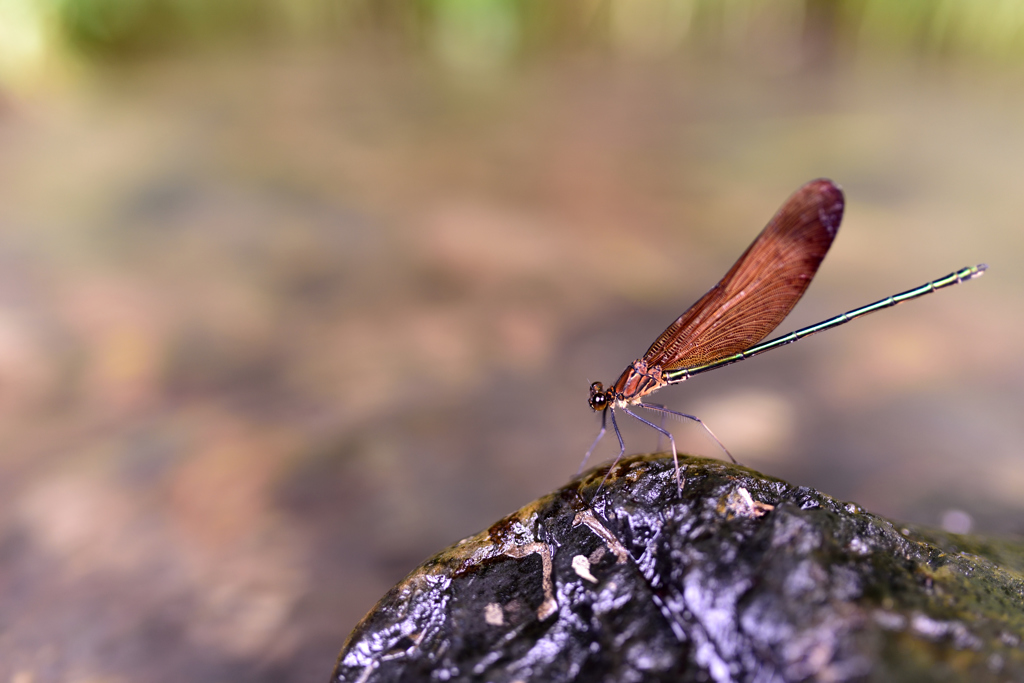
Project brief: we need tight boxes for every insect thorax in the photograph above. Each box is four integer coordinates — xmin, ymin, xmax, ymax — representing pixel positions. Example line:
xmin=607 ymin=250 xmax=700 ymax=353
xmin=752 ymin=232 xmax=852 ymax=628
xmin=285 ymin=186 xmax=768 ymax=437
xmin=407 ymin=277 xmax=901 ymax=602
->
xmin=611 ymin=359 xmax=668 ymax=406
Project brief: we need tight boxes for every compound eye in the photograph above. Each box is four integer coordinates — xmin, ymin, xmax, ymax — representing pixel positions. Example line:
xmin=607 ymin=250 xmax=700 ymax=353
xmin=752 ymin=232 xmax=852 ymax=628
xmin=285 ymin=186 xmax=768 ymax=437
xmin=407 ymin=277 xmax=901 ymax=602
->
xmin=589 ymin=381 xmax=604 ymax=394
xmin=588 ymin=383 xmax=609 ymax=411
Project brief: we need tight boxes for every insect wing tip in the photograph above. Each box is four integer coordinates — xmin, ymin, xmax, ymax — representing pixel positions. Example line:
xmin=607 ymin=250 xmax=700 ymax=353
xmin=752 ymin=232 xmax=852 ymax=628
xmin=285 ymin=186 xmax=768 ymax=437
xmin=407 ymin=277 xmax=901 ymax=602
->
xmin=809 ymin=178 xmax=845 ymax=236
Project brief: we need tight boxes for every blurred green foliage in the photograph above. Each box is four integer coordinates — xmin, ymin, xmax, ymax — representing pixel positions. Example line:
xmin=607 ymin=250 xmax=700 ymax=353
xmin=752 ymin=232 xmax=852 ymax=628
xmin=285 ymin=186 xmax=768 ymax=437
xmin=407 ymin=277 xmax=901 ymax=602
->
xmin=31 ymin=0 xmax=1024 ymax=62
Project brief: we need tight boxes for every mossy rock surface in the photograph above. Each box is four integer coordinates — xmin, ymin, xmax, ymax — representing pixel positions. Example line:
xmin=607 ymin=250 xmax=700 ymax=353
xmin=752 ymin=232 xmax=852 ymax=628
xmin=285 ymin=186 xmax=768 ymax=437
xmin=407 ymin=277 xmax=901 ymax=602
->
xmin=333 ymin=455 xmax=1024 ymax=682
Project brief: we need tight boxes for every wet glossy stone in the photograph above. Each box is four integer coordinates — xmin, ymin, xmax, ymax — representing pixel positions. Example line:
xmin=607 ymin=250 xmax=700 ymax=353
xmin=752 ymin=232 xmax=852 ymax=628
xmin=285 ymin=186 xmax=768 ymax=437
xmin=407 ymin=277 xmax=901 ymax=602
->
xmin=332 ymin=455 xmax=1024 ymax=682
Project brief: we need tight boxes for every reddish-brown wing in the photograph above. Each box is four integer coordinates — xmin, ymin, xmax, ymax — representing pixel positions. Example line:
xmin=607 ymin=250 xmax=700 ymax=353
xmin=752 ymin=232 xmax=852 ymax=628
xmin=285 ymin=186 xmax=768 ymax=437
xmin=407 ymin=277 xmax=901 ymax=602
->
xmin=643 ymin=179 xmax=844 ymax=371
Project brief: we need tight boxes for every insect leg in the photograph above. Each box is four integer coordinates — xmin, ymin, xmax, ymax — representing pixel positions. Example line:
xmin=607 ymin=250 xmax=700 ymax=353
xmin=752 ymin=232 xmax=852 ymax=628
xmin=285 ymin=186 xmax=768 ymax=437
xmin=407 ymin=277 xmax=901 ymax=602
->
xmin=639 ymin=402 xmax=737 ymax=465
xmin=655 ymin=410 xmax=666 ymax=452
xmin=622 ymin=405 xmax=683 ymax=492
xmin=578 ymin=408 xmax=608 ymax=476
xmin=595 ymin=407 xmax=626 ymax=493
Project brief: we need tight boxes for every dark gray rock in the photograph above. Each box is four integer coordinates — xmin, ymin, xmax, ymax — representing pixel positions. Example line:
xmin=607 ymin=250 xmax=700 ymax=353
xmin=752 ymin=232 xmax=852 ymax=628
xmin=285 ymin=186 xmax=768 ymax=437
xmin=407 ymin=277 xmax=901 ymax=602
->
xmin=332 ymin=455 xmax=1024 ymax=682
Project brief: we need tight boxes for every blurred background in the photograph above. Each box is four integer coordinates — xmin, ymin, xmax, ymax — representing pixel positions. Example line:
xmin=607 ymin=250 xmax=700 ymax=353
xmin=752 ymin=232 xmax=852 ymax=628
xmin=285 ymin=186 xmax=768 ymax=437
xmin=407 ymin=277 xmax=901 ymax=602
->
xmin=0 ymin=0 xmax=1022 ymax=680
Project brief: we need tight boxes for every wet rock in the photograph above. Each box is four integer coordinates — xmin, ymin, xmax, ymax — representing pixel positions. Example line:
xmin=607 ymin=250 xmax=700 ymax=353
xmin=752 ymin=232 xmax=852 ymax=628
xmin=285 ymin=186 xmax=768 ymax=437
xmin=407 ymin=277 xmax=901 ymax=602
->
xmin=331 ymin=455 xmax=1024 ymax=682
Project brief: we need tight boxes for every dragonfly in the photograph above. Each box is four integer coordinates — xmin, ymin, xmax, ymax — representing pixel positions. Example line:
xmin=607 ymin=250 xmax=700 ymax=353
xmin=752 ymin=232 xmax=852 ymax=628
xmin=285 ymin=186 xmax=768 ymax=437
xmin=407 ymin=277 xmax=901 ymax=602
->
xmin=582 ymin=179 xmax=986 ymax=491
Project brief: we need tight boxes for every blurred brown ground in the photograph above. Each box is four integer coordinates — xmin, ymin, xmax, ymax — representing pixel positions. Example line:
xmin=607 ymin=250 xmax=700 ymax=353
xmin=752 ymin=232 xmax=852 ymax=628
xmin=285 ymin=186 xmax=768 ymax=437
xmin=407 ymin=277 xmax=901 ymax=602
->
xmin=1 ymin=3 xmax=1024 ymax=681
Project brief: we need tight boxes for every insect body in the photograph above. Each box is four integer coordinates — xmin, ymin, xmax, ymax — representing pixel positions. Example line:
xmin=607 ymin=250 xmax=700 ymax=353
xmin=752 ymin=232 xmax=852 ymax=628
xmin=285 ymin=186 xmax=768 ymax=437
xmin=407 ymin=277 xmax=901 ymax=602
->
xmin=584 ymin=179 xmax=986 ymax=491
